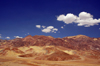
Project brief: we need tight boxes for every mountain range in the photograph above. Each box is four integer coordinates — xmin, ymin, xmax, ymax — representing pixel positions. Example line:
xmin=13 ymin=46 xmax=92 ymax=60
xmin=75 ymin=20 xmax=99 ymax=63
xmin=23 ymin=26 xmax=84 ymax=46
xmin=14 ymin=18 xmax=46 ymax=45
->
xmin=0 ymin=35 xmax=100 ymax=66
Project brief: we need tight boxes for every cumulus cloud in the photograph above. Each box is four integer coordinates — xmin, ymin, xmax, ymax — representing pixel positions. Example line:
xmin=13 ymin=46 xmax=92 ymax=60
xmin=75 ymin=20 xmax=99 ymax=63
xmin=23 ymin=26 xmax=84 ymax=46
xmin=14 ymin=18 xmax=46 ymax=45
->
xmin=57 ymin=12 xmax=100 ymax=27
xmin=47 ymin=26 xmax=54 ymax=29
xmin=57 ymin=13 xmax=77 ymax=24
xmin=36 ymin=25 xmax=58 ymax=33
xmin=78 ymin=12 xmax=93 ymax=20
xmin=42 ymin=26 xmax=58 ymax=33
xmin=36 ymin=25 xmax=41 ymax=28
xmin=14 ymin=36 xmax=23 ymax=38
xmin=6 ymin=37 xmax=10 ymax=39
xmin=42 ymin=28 xmax=51 ymax=33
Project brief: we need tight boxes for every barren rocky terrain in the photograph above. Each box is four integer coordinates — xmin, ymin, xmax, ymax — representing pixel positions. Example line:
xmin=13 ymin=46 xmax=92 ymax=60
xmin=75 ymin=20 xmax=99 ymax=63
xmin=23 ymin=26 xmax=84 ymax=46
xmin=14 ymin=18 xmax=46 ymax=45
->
xmin=0 ymin=35 xmax=100 ymax=66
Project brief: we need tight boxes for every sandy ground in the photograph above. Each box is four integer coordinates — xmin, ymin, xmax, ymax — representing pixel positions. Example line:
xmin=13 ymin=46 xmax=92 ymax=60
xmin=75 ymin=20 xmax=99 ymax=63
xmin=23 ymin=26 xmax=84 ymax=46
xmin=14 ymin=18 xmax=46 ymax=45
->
xmin=0 ymin=56 xmax=100 ymax=66
xmin=0 ymin=46 xmax=100 ymax=66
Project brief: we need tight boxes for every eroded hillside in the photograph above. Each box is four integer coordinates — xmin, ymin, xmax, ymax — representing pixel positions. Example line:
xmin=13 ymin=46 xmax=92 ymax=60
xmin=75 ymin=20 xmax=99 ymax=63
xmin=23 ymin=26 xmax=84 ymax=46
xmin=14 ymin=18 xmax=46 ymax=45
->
xmin=0 ymin=35 xmax=100 ymax=66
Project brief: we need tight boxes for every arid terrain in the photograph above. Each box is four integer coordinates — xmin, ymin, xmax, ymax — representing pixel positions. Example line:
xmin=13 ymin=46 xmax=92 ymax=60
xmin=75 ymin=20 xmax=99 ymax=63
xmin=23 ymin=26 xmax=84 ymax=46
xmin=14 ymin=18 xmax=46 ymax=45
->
xmin=0 ymin=35 xmax=100 ymax=66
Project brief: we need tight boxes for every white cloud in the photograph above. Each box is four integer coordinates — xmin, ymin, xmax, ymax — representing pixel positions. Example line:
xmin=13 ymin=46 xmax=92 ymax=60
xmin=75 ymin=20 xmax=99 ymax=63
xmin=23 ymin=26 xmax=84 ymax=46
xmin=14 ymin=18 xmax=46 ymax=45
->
xmin=99 ymin=28 xmax=100 ymax=30
xmin=57 ymin=12 xmax=100 ymax=27
xmin=36 ymin=25 xmax=41 ymax=28
xmin=57 ymin=13 xmax=77 ymax=24
xmin=14 ymin=36 xmax=23 ymax=38
xmin=6 ymin=37 xmax=10 ymax=39
xmin=41 ymin=26 xmax=58 ymax=33
xmin=42 ymin=26 xmax=46 ymax=28
xmin=28 ymin=33 xmax=29 ymax=34
xmin=79 ymin=12 xmax=93 ymax=20
xmin=36 ymin=25 xmax=58 ymax=33
xmin=61 ymin=26 xmax=64 ymax=29
xmin=0 ymin=34 xmax=1 ymax=35
xmin=42 ymin=28 xmax=51 ymax=33
xmin=57 ymin=14 xmax=65 ymax=21
xmin=47 ymin=26 xmax=54 ymax=29
xmin=53 ymin=28 xmax=58 ymax=31
xmin=52 ymin=28 xmax=58 ymax=33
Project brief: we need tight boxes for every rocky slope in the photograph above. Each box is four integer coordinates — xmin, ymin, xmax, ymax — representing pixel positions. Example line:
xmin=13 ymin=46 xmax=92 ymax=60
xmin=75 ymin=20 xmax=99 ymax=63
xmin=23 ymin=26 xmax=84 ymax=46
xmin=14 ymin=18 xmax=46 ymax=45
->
xmin=0 ymin=35 xmax=100 ymax=61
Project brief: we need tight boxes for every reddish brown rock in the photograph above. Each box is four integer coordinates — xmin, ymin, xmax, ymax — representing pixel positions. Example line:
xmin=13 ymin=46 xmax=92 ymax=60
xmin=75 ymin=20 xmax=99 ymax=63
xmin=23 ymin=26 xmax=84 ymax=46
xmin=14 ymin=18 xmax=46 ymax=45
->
xmin=0 ymin=35 xmax=100 ymax=61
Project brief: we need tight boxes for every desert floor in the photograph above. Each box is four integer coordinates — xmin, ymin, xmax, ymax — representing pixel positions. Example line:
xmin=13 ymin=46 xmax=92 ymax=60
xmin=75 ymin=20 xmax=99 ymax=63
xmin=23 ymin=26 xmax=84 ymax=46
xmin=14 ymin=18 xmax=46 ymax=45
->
xmin=0 ymin=56 xmax=100 ymax=66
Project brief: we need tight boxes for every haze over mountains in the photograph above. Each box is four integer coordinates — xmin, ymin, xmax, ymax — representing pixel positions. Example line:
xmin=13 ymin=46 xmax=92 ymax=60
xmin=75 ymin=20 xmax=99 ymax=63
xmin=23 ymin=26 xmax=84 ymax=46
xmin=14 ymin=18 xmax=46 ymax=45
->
xmin=0 ymin=35 xmax=100 ymax=66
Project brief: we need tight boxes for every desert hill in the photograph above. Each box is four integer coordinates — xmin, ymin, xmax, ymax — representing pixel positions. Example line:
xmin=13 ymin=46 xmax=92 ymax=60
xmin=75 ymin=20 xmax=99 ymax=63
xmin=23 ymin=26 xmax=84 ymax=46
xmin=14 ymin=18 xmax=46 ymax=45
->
xmin=0 ymin=35 xmax=100 ymax=66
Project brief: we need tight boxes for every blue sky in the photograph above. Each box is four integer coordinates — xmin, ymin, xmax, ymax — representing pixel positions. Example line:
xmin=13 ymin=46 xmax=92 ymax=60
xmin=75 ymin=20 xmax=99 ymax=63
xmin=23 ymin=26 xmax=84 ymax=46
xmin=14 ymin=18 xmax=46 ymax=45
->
xmin=0 ymin=0 xmax=100 ymax=39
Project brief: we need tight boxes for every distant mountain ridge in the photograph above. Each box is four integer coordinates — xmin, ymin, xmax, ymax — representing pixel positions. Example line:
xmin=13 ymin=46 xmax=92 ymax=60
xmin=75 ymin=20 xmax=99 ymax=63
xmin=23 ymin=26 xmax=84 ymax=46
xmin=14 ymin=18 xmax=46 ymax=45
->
xmin=0 ymin=35 xmax=100 ymax=51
